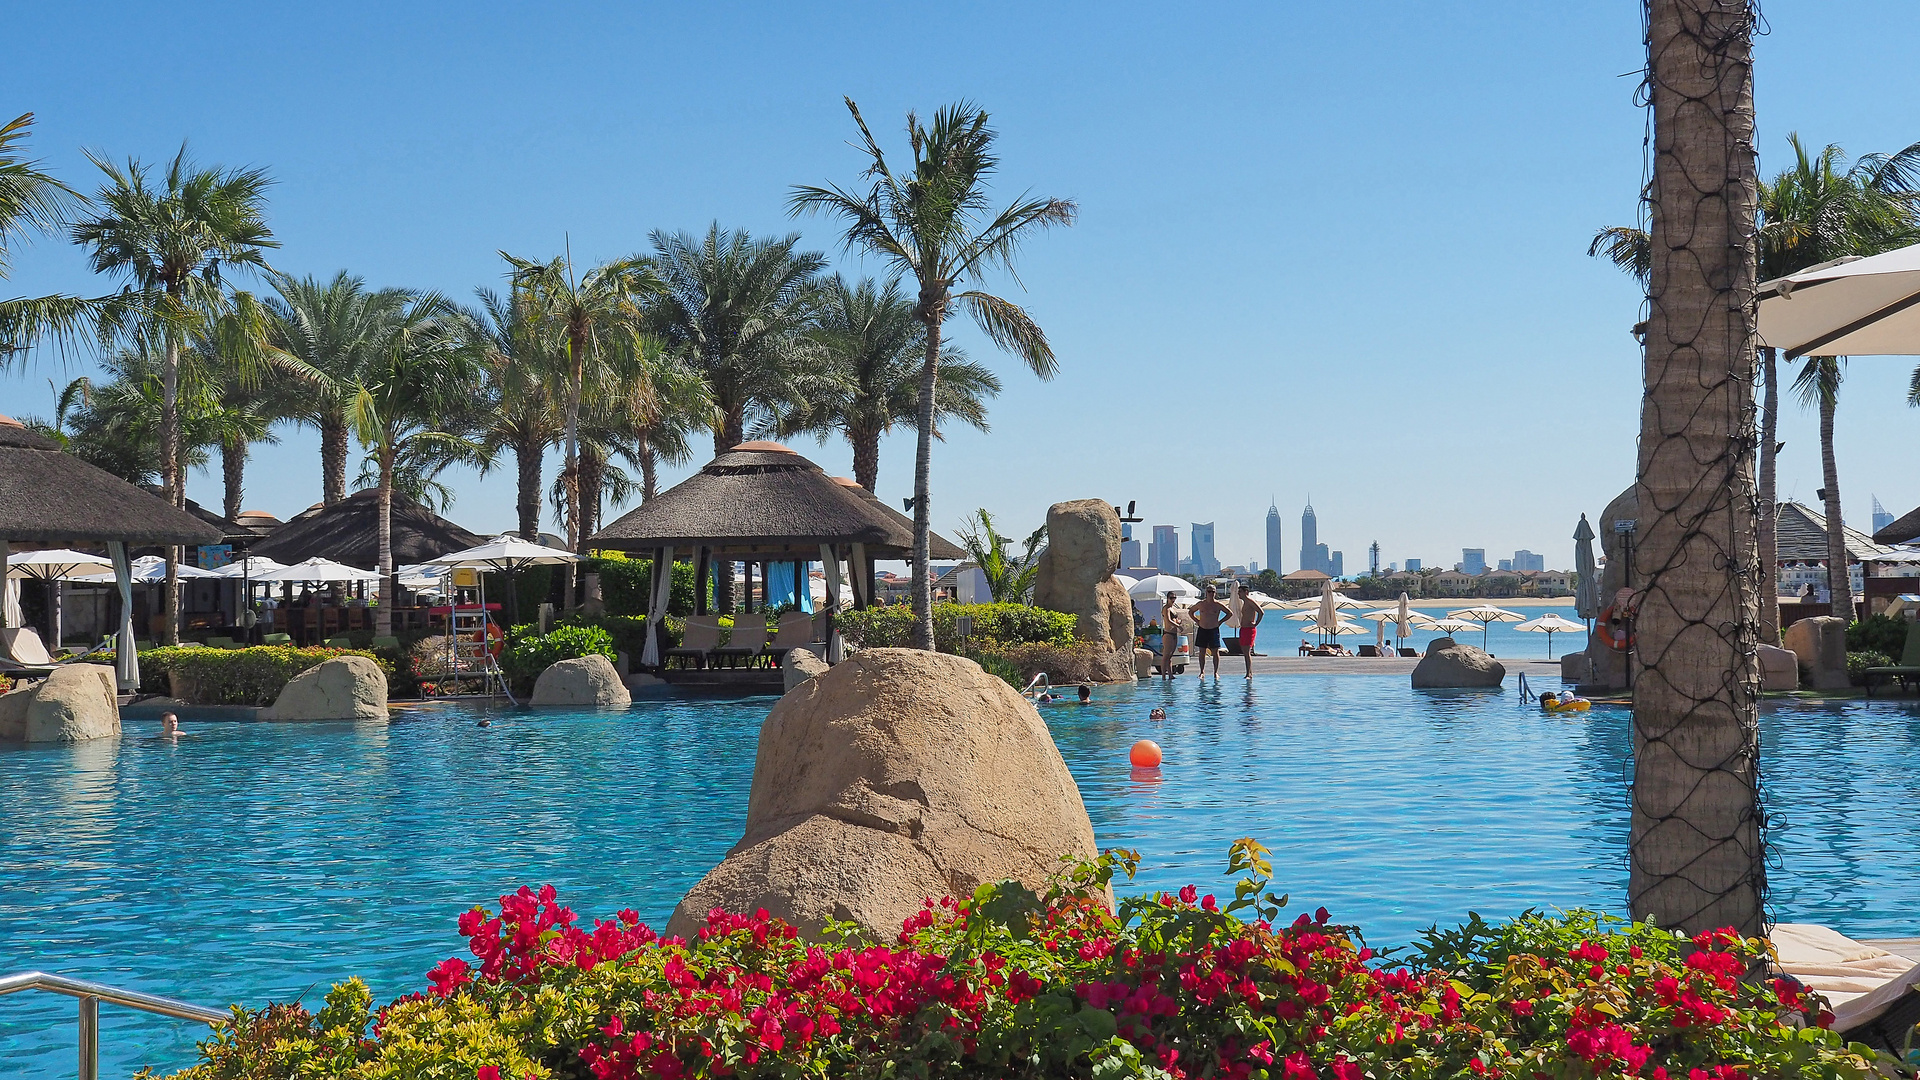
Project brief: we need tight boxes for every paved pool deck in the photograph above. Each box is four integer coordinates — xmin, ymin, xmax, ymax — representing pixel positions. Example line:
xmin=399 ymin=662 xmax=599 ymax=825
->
xmin=1164 ymin=654 xmax=1569 ymax=677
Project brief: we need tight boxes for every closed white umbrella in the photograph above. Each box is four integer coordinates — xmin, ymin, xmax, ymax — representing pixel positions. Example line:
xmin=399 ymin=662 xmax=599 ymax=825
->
xmin=1446 ymin=604 xmax=1526 ymax=651
xmin=255 ymin=557 xmax=381 ymax=583
xmin=1515 ymin=612 xmax=1586 ymax=658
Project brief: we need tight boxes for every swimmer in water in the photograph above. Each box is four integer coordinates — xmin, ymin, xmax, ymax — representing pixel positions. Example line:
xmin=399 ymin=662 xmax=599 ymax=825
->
xmin=477 ymin=718 xmax=492 ymax=728
xmin=1077 ymin=684 xmax=1092 ymax=704
xmin=1149 ymin=707 xmax=1167 ymax=721
xmin=161 ymin=712 xmax=179 ymax=739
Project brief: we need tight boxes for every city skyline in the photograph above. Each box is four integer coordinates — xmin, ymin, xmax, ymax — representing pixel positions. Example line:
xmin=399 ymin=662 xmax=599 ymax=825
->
xmin=1132 ymin=506 xmax=1582 ymax=579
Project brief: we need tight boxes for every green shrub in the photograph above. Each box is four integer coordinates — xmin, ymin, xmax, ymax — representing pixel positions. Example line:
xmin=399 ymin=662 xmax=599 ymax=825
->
xmin=1848 ymin=614 xmax=1910 ymax=660
xmin=499 ymin=624 xmax=617 ymax=693
xmin=975 ymin=640 xmax=1112 ymax=684
xmin=839 ymin=602 xmax=1076 ymax=651
xmin=563 ymin=613 xmax=650 ymax=660
xmin=587 ymin=556 xmax=697 ymax=617
xmin=963 ymin=649 xmax=1026 ymax=689
xmin=1847 ymin=650 xmax=1896 ymax=686
xmin=138 ymin=645 xmax=392 ymax=706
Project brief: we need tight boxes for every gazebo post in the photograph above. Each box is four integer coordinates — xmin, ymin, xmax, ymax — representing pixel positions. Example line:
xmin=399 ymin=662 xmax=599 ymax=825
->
xmin=743 ymin=561 xmax=754 ymax=614
xmin=694 ymin=547 xmax=710 ymax=617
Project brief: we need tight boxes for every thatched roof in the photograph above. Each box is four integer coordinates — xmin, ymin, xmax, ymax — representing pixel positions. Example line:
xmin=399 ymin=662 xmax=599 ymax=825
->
xmin=828 ymin=476 xmax=966 ymax=561
xmin=1875 ymin=504 xmax=1920 ymax=547
xmin=1775 ymin=501 xmax=1894 ymax=563
xmin=249 ymin=488 xmax=484 ymax=567
xmin=0 ymin=414 xmax=223 ymax=547
xmin=590 ymin=443 xmax=961 ymax=560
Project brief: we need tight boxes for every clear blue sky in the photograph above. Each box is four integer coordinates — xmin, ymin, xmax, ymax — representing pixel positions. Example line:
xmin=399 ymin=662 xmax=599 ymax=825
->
xmin=6 ymin=2 xmax=1918 ymax=571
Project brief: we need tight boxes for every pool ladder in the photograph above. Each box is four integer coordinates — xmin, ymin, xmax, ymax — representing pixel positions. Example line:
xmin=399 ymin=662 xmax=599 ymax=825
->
xmin=0 ymin=970 xmax=226 ymax=1080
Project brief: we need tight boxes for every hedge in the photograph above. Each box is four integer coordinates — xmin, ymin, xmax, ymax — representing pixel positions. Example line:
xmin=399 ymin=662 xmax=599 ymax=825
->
xmin=838 ymin=602 xmax=1077 ymax=652
xmin=133 ymin=645 xmax=392 ymax=706
xmin=588 ymin=556 xmax=697 ymax=618
xmin=500 ymin=624 xmax=618 ymax=694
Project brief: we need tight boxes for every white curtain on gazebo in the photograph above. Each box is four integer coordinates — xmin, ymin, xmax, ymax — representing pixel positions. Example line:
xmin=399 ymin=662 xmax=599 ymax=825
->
xmin=109 ymin=541 xmax=139 ymax=692
xmin=641 ymin=545 xmax=674 ymax=668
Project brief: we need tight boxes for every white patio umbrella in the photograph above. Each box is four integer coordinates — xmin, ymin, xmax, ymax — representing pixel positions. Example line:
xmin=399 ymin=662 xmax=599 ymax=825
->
xmin=1246 ymin=590 xmax=1289 ymax=611
xmin=1515 ymin=613 xmax=1586 ymax=658
xmin=255 ymin=557 xmax=382 ymax=583
xmin=431 ymin=535 xmax=580 ymax=622
xmin=1128 ymin=574 xmax=1200 ymax=601
xmin=1112 ymin=573 xmax=1140 ymax=592
xmin=1757 ymin=242 xmax=1920 ymax=359
xmin=5 ymin=548 xmax=112 ymax=647
xmin=127 ymin=554 xmax=222 ymax=582
xmin=1425 ymin=617 xmax=1482 ymax=636
xmin=215 ymin=556 xmax=287 ymax=579
xmin=1315 ymin=620 xmax=1371 ymax=637
xmin=1446 ymin=604 xmax=1526 ymax=651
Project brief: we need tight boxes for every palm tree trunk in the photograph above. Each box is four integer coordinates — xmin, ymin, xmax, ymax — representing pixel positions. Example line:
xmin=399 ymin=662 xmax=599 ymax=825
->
xmin=516 ymin=437 xmax=542 ymax=540
xmin=376 ymin=449 xmax=395 ymax=638
xmin=1630 ymin=0 xmax=1764 ymax=937
xmin=320 ymin=415 xmax=350 ymax=507
xmin=1818 ymin=373 xmax=1853 ymax=621
xmin=638 ymin=436 xmax=658 ymax=502
xmin=221 ymin=436 xmax=246 ymax=522
xmin=910 ymin=297 xmax=943 ymax=651
xmin=1757 ymin=346 xmax=1779 ymax=641
xmin=564 ymin=328 xmax=585 ymax=605
xmin=713 ymin=404 xmax=746 ymax=457
xmin=578 ymin=444 xmax=603 ymax=551
xmin=161 ymin=327 xmax=181 ymax=646
xmin=850 ymin=425 xmax=882 ymax=492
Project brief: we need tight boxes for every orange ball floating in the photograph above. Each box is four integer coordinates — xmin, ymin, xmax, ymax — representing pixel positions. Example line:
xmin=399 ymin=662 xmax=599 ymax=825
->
xmin=1130 ymin=739 xmax=1163 ymax=768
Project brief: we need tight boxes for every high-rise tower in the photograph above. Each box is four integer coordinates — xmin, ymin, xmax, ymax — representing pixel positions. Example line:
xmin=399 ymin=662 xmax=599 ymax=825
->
xmin=1191 ymin=522 xmax=1218 ymax=575
xmin=1299 ymin=502 xmax=1318 ymax=573
xmin=1265 ymin=501 xmax=1283 ymax=575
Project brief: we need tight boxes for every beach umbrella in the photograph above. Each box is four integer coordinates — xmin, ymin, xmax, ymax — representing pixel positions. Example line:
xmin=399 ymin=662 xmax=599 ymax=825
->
xmin=1316 ymin=581 xmax=1337 ymax=631
xmin=1425 ymin=617 xmax=1481 ymax=636
xmin=431 ymin=535 xmax=581 ymax=623
xmin=1316 ymin=620 xmax=1371 ymax=637
xmin=1246 ymin=590 xmax=1289 ymax=611
xmin=1128 ymin=574 xmax=1200 ymax=601
xmin=1515 ymin=613 xmax=1586 ymax=658
xmin=1573 ymin=515 xmax=1601 ymax=622
xmin=255 ymin=557 xmax=382 ymax=583
xmin=128 ymin=555 xmax=222 ymax=582
xmin=1757 ymin=241 xmax=1920 ymax=359
xmin=4 ymin=548 xmax=112 ymax=647
xmin=1444 ymin=604 xmax=1524 ymax=650
xmin=215 ymin=556 xmax=287 ymax=579
xmin=1112 ymin=573 xmax=1140 ymax=592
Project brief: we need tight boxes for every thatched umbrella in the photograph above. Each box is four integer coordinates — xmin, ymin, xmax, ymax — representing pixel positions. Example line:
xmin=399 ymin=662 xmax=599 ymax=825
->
xmin=0 ymin=416 xmax=220 ymax=689
xmin=249 ymin=489 xmax=484 ymax=568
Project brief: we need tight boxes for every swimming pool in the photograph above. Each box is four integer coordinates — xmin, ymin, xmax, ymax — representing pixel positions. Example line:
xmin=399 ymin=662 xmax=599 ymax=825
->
xmin=4 ymin=676 xmax=1918 ymax=1076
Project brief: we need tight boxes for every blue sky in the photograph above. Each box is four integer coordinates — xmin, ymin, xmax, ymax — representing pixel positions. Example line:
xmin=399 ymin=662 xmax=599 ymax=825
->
xmin=5 ymin=2 xmax=1919 ymax=572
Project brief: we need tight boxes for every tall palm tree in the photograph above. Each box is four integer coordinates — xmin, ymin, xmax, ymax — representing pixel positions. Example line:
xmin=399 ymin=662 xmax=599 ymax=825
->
xmin=500 ymin=250 xmax=661 ymax=572
xmin=1631 ymin=0 xmax=1763 ymax=936
xmin=345 ymin=293 xmax=488 ymax=635
xmin=0 ymin=113 xmax=122 ymax=364
xmin=70 ymin=147 xmax=280 ymax=643
xmin=791 ymin=99 xmax=1077 ymax=649
xmin=464 ymin=287 xmax=563 ymax=539
xmin=268 ymin=272 xmax=411 ymax=506
xmin=642 ymin=223 xmax=826 ymax=455
xmin=773 ymin=274 xmax=1002 ymax=492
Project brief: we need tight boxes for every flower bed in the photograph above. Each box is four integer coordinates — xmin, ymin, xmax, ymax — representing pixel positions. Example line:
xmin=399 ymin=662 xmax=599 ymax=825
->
xmin=150 ymin=842 xmax=1892 ymax=1080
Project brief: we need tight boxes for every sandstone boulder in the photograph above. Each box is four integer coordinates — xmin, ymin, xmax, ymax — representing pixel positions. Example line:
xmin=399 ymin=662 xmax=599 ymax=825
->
xmin=1783 ymin=616 xmax=1848 ymax=690
xmin=1410 ymin=636 xmax=1506 ymax=689
xmin=667 ymin=648 xmax=1097 ymax=940
xmin=1599 ymin=486 xmax=1640 ymax=599
xmin=1757 ymin=643 xmax=1799 ymax=692
xmin=1032 ymin=499 xmax=1136 ymax=682
xmin=0 ymin=664 xmax=120 ymax=743
xmin=530 ymin=654 xmax=631 ymax=706
xmin=262 ymin=655 xmax=388 ymax=721
xmin=1133 ymin=648 xmax=1156 ymax=680
xmin=782 ymin=647 xmax=829 ymax=693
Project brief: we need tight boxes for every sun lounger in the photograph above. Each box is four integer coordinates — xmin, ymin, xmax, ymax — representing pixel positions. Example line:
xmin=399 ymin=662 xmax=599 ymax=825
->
xmin=1772 ymin=923 xmax=1920 ymax=1052
xmin=666 ymin=616 xmax=722 ymax=669
xmin=766 ymin=611 xmax=817 ymax=664
xmin=205 ymin=636 xmax=239 ymax=650
xmin=711 ymin=622 xmax=769 ymax=668
xmin=369 ymin=636 xmax=401 ymax=651
xmin=1864 ymin=622 xmax=1920 ymax=696
xmin=324 ymin=635 xmax=354 ymax=649
xmin=262 ymin=633 xmax=292 ymax=646
xmin=0 ymin=627 xmax=60 ymax=678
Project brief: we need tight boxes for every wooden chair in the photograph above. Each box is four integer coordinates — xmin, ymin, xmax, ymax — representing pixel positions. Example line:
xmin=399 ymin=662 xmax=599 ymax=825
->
xmin=665 ymin=616 xmax=722 ymax=669
xmin=712 ymin=623 xmax=769 ymax=668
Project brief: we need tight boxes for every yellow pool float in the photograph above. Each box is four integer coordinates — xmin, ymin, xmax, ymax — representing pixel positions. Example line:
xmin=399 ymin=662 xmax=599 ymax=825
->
xmin=1539 ymin=692 xmax=1591 ymax=713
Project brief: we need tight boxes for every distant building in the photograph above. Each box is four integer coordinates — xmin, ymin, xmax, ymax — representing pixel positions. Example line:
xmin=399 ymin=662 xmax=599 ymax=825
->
xmin=1330 ymin=551 xmax=1344 ymax=578
xmin=1120 ymin=536 xmax=1142 ymax=568
xmin=1299 ymin=502 xmax=1334 ymax=576
xmin=1249 ymin=561 xmax=1260 ymax=574
xmin=1497 ymin=559 xmax=1513 ymax=572
xmin=1151 ymin=524 xmax=1179 ymax=575
xmin=1191 ymin=522 xmax=1219 ymax=575
xmin=1460 ymin=548 xmax=1488 ymax=575
xmin=1512 ymin=549 xmax=1545 ymax=573
xmin=1874 ymin=496 xmax=1896 ymax=537
xmin=1406 ymin=558 xmax=1423 ymax=572
xmin=1369 ymin=541 xmax=1380 ymax=577
xmin=1265 ymin=502 xmax=1284 ymax=576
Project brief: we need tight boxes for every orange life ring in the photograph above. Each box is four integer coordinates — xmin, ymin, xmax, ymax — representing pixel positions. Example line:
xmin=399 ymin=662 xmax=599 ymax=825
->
xmin=1596 ymin=605 xmax=1635 ymax=651
xmin=485 ymin=620 xmax=504 ymax=658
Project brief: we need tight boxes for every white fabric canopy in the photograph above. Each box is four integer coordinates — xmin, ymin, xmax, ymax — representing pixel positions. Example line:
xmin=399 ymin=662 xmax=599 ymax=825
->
xmin=216 ymin=556 xmax=287 ymax=579
xmin=254 ymin=557 xmax=381 ymax=583
xmin=4 ymin=548 xmax=113 ymax=580
xmin=1128 ymin=574 xmax=1200 ymax=600
xmin=1758 ymin=242 xmax=1920 ymax=359
xmin=429 ymin=535 xmax=580 ymax=570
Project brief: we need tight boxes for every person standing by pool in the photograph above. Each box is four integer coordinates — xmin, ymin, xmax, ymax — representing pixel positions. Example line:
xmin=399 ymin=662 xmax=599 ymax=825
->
xmin=1190 ymin=585 xmax=1230 ymax=678
xmin=1235 ymin=584 xmax=1264 ymax=678
xmin=1160 ymin=590 xmax=1182 ymax=679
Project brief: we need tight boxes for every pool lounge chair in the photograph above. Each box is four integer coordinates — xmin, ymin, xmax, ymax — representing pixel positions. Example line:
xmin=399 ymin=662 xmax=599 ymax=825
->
xmin=1772 ymin=923 xmax=1920 ymax=1052
xmin=666 ymin=616 xmax=722 ymax=669
xmin=1864 ymin=622 xmax=1920 ymax=696
xmin=0 ymin=627 xmax=60 ymax=678
xmin=766 ymin=611 xmax=817 ymax=664
xmin=711 ymin=623 xmax=769 ymax=668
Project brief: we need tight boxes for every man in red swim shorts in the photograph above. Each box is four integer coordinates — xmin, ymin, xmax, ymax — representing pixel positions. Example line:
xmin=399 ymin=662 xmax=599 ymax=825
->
xmin=1235 ymin=584 xmax=1264 ymax=678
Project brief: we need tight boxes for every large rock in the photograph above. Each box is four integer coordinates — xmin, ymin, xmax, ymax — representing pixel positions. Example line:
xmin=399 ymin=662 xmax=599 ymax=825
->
xmin=1599 ymin=486 xmax=1640 ymax=600
xmin=0 ymin=664 xmax=120 ymax=743
xmin=530 ymin=654 xmax=631 ymax=706
xmin=1782 ymin=616 xmax=1848 ymax=690
xmin=1410 ymin=636 xmax=1506 ymax=689
xmin=1757 ymin=643 xmax=1799 ymax=692
xmin=782 ymin=647 xmax=829 ymax=693
xmin=1032 ymin=498 xmax=1136 ymax=682
xmin=667 ymin=648 xmax=1097 ymax=940
xmin=262 ymin=655 xmax=388 ymax=721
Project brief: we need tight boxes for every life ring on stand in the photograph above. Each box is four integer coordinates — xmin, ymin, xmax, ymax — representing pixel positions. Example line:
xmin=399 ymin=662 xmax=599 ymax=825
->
xmin=1596 ymin=605 xmax=1635 ymax=652
xmin=485 ymin=620 xmax=504 ymax=658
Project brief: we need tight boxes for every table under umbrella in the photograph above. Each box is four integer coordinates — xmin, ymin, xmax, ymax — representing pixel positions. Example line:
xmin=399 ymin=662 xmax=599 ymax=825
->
xmin=1446 ymin=605 xmax=1526 ymax=652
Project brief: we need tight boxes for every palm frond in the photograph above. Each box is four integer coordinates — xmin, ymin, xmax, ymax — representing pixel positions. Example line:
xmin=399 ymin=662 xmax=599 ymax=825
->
xmin=953 ymin=290 xmax=1056 ymax=379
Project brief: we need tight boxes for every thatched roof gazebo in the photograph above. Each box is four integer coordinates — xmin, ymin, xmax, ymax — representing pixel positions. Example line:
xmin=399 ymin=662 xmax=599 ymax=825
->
xmin=589 ymin=442 xmax=962 ymax=670
xmin=0 ymin=415 xmax=221 ymax=689
xmin=248 ymin=489 xmax=484 ymax=568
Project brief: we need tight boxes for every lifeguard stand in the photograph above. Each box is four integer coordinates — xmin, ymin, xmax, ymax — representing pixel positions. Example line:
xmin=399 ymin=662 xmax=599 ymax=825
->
xmin=444 ymin=566 xmax=513 ymax=702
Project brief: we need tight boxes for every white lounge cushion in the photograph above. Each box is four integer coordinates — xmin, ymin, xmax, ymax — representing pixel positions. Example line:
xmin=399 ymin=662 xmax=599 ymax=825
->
xmin=1773 ymin=923 xmax=1920 ymax=1029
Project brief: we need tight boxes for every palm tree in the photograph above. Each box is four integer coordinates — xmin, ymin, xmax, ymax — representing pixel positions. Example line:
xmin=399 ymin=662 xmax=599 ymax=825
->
xmin=464 ymin=287 xmax=563 ymax=539
xmin=500 ymin=250 xmax=661 ymax=574
xmin=268 ymin=272 xmax=412 ymax=506
xmin=642 ymin=223 xmax=827 ymax=455
xmin=791 ymin=99 xmax=1077 ymax=649
xmin=70 ymin=147 xmax=280 ymax=643
xmin=773 ymin=274 xmax=1002 ymax=491
xmin=0 ymin=113 xmax=123 ymax=364
xmin=1630 ymin=0 xmax=1763 ymax=936
xmin=957 ymin=509 xmax=1045 ymax=604
xmin=345 ymin=294 xmax=488 ymax=636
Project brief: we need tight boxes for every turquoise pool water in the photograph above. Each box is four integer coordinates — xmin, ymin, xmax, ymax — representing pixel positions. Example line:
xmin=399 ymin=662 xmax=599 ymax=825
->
xmin=4 ymin=676 xmax=1919 ymax=1077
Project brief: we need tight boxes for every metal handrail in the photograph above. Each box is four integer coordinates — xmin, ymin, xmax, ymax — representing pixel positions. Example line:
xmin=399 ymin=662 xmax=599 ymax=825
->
xmin=0 ymin=971 xmax=226 ymax=1080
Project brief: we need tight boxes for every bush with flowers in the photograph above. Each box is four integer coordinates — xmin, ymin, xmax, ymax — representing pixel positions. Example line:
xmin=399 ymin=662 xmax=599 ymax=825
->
xmin=147 ymin=841 xmax=1900 ymax=1080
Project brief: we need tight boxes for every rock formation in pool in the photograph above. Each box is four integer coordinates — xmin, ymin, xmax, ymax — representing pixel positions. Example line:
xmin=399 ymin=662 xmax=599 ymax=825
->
xmin=0 ymin=664 xmax=119 ymax=742
xmin=1410 ymin=636 xmax=1506 ymax=689
xmin=262 ymin=655 xmax=388 ymax=721
xmin=1031 ymin=497 xmax=1138 ymax=683
xmin=666 ymin=648 xmax=1097 ymax=940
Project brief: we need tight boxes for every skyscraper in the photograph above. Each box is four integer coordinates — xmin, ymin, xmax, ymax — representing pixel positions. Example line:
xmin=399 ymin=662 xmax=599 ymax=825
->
xmin=1151 ymin=525 xmax=1180 ymax=574
xmin=1299 ymin=502 xmax=1317 ymax=573
xmin=1460 ymin=548 xmax=1487 ymax=575
xmin=1511 ymin=549 xmax=1544 ymax=572
xmin=1874 ymin=496 xmax=1895 ymax=536
xmin=1330 ymin=551 xmax=1344 ymax=578
xmin=1191 ymin=522 xmax=1218 ymax=575
xmin=1265 ymin=502 xmax=1283 ymax=575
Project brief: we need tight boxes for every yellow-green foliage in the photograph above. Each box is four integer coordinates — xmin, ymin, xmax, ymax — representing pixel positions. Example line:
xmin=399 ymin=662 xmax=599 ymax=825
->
xmin=137 ymin=646 xmax=393 ymax=706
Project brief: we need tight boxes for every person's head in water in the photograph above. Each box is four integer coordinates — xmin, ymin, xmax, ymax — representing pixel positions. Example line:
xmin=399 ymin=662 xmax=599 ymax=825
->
xmin=1077 ymin=684 xmax=1091 ymax=703
xmin=161 ymin=712 xmax=178 ymax=737
xmin=1149 ymin=707 xmax=1167 ymax=720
